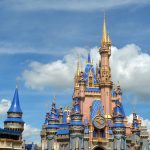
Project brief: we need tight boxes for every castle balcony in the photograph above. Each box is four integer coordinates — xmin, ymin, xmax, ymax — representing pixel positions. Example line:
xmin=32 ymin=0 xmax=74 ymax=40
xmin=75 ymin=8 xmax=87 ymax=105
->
xmin=85 ymin=91 xmax=101 ymax=97
xmin=92 ymin=137 xmax=108 ymax=143
xmin=0 ymin=138 xmax=22 ymax=149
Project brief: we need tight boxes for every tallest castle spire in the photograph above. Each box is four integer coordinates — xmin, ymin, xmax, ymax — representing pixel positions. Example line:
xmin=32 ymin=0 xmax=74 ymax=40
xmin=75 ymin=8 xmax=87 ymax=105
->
xmin=101 ymin=14 xmax=107 ymax=45
xmin=99 ymin=14 xmax=112 ymax=122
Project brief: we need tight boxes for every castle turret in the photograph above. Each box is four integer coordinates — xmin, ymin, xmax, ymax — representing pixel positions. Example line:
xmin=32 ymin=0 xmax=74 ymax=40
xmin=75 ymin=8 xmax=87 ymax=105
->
xmin=112 ymin=100 xmax=126 ymax=150
xmin=132 ymin=112 xmax=140 ymax=136
xmin=99 ymin=15 xmax=113 ymax=141
xmin=99 ymin=14 xmax=112 ymax=119
xmin=59 ymin=106 xmax=64 ymax=123
xmin=70 ymin=97 xmax=84 ymax=150
xmin=41 ymin=112 xmax=49 ymax=150
xmin=4 ymin=85 xmax=24 ymax=134
xmin=74 ymin=56 xmax=81 ymax=98
xmin=115 ymin=82 xmax=122 ymax=102
xmin=83 ymin=119 xmax=89 ymax=150
xmin=46 ymin=99 xmax=59 ymax=150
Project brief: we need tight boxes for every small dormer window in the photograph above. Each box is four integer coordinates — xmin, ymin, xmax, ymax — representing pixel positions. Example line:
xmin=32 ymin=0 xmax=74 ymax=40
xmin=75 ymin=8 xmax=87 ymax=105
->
xmin=89 ymin=76 xmax=93 ymax=87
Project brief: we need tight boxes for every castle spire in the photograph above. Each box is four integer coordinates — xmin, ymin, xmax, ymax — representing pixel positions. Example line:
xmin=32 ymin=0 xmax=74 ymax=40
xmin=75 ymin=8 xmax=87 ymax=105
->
xmin=70 ymin=97 xmax=84 ymax=149
xmin=4 ymin=85 xmax=24 ymax=132
xmin=76 ymin=55 xmax=80 ymax=76
xmin=8 ymin=85 xmax=22 ymax=113
xmin=101 ymin=14 xmax=107 ymax=45
xmin=88 ymin=51 xmax=91 ymax=63
xmin=132 ymin=112 xmax=140 ymax=135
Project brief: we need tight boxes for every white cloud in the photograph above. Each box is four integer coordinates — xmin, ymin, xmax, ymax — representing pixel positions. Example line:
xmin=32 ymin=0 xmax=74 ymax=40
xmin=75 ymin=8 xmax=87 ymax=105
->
xmin=0 ymin=99 xmax=11 ymax=115
xmin=23 ymin=124 xmax=41 ymax=145
xmin=22 ymin=44 xmax=150 ymax=100
xmin=4 ymin=0 xmax=150 ymax=11
xmin=127 ymin=114 xmax=150 ymax=136
xmin=22 ymin=47 xmax=88 ymax=90
xmin=110 ymin=44 xmax=150 ymax=98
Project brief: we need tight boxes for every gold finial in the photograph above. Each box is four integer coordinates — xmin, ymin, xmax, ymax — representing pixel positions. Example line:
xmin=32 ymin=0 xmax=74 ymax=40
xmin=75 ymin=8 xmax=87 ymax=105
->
xmin=75 ymin=55 xmax=81 ymax=76
xmin=16 ymin=77 xmax=19 ymax=89
xmin=77 ymin=55 xmax=81 ymax=76
xmin=101 ymin=13 xmax=107 ymax=45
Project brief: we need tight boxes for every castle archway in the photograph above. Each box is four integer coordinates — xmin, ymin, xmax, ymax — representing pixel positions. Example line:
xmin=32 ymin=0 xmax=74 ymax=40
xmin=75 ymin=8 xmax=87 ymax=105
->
xmin=93 ymin=145 xmax=105 ymax=150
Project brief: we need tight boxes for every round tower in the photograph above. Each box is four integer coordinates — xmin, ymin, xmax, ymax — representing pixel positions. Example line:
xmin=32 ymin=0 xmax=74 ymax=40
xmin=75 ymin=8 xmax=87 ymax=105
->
xmin=46 ymin=100 xmax=59 ymax=150
xmin=112 ymin=100 xmax=126 ymax=150
xmin=4 ymin=86 xmax=24 ymax=133
xmin=70 ymin=97 xmax=84 ymax=150
xmin=131 ymin=112 xmax=140 ymax=135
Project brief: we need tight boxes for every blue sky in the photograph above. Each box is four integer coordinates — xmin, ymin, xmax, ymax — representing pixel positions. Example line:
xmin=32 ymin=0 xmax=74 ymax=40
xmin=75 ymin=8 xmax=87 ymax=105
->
xmin=0 ymin=0 xmax=150 ymax=144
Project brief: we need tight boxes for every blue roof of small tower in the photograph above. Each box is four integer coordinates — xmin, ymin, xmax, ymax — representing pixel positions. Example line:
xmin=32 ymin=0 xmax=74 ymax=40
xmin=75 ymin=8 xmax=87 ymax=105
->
xmin=132 ymin=112 xmax=139 ymax=129
xmin=84 ymin=53 xmax=97 ymax=84
xmin=44 ymin=112 xmax=49 ymax=124
xmin=25 ymin=143 xmax=35 ymax=150
xmin=70 ymin=97 xmax=83 ymax=126
xmin=8 ymin=86 xmax=22 ymax=113
xmin=48 ymin=101 xmax=59 ymax=121
xmin=62 ymin=111 xmax=67 ymax=123
xmin=88 ymin=52 xmax=91 ymax=63
xmin=112 ymin=100 xmax=125 ymax=128
xmin=113 ymin=100 xmax=125 ymax=118
xmin=73 ymin=97 xmax=80 ymax=113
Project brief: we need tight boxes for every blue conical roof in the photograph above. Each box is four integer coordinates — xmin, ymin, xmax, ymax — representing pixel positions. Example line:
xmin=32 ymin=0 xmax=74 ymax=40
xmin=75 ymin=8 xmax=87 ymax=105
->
xmin=88 ymin=52 xmax=91 ymax=63
xmin=73 ymin=97 xmax=80 ymax=113
xmin=113 ymin=100 xmax=125 ymax=118
xmin=8 ymin=87 xmax=22 ymax=113
xmin=132 ymin=112 xmax=139 ymax=129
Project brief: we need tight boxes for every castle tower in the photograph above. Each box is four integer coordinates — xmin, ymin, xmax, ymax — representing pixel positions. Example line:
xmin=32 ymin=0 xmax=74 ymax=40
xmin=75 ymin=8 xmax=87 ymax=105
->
xmin=83 ymin=119 xmax=89 ymax=150
xmin=4 ymin=85 xmax=24 ymax=134
xmin=59 ymin=106 xmax=64 ymax=123
xmin=99 ymin=14 xmax=112 ymax=118
xmin=131 ymin=112 xmax=140 ymax=135
xmin=112 ymin=100 xmax=126 ymax=150
xmin=46 ymin=100 xmax=59 ymax=150
xmin=41 ymin=112 xmax=49 ymax=150
xmin=70 ymin=97 xmax=84 ymax=150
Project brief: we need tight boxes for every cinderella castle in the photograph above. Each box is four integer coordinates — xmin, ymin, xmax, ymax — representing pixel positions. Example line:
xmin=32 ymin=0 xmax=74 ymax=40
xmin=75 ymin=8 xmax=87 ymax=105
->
xmin=40 ymin=16 xmax=150 ymax=150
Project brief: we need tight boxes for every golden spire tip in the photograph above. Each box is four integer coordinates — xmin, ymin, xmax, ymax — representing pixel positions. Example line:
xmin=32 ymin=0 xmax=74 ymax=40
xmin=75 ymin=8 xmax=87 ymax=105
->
xmin=101 ymin=13 xmax=107 ymax=44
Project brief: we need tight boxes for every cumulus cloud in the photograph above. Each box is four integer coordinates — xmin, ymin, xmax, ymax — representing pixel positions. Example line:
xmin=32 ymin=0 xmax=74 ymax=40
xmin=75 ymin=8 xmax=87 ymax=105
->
xmin=23 ymin=124 xmax=41 ymax=145
xmin=22 ymin=44 xmax=150 ymax=100
xmin=22 ymin=47 xmax=88 ymax=90
xmin=110 ymin=44 xmax=150 ymax=98
xmin=0 ymin=99 xmax=11 ymax=115
xmin=127 ymin=114 xmax=150 ymax=136
xmin=3 ymin=0 xmax=150 ymax=11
